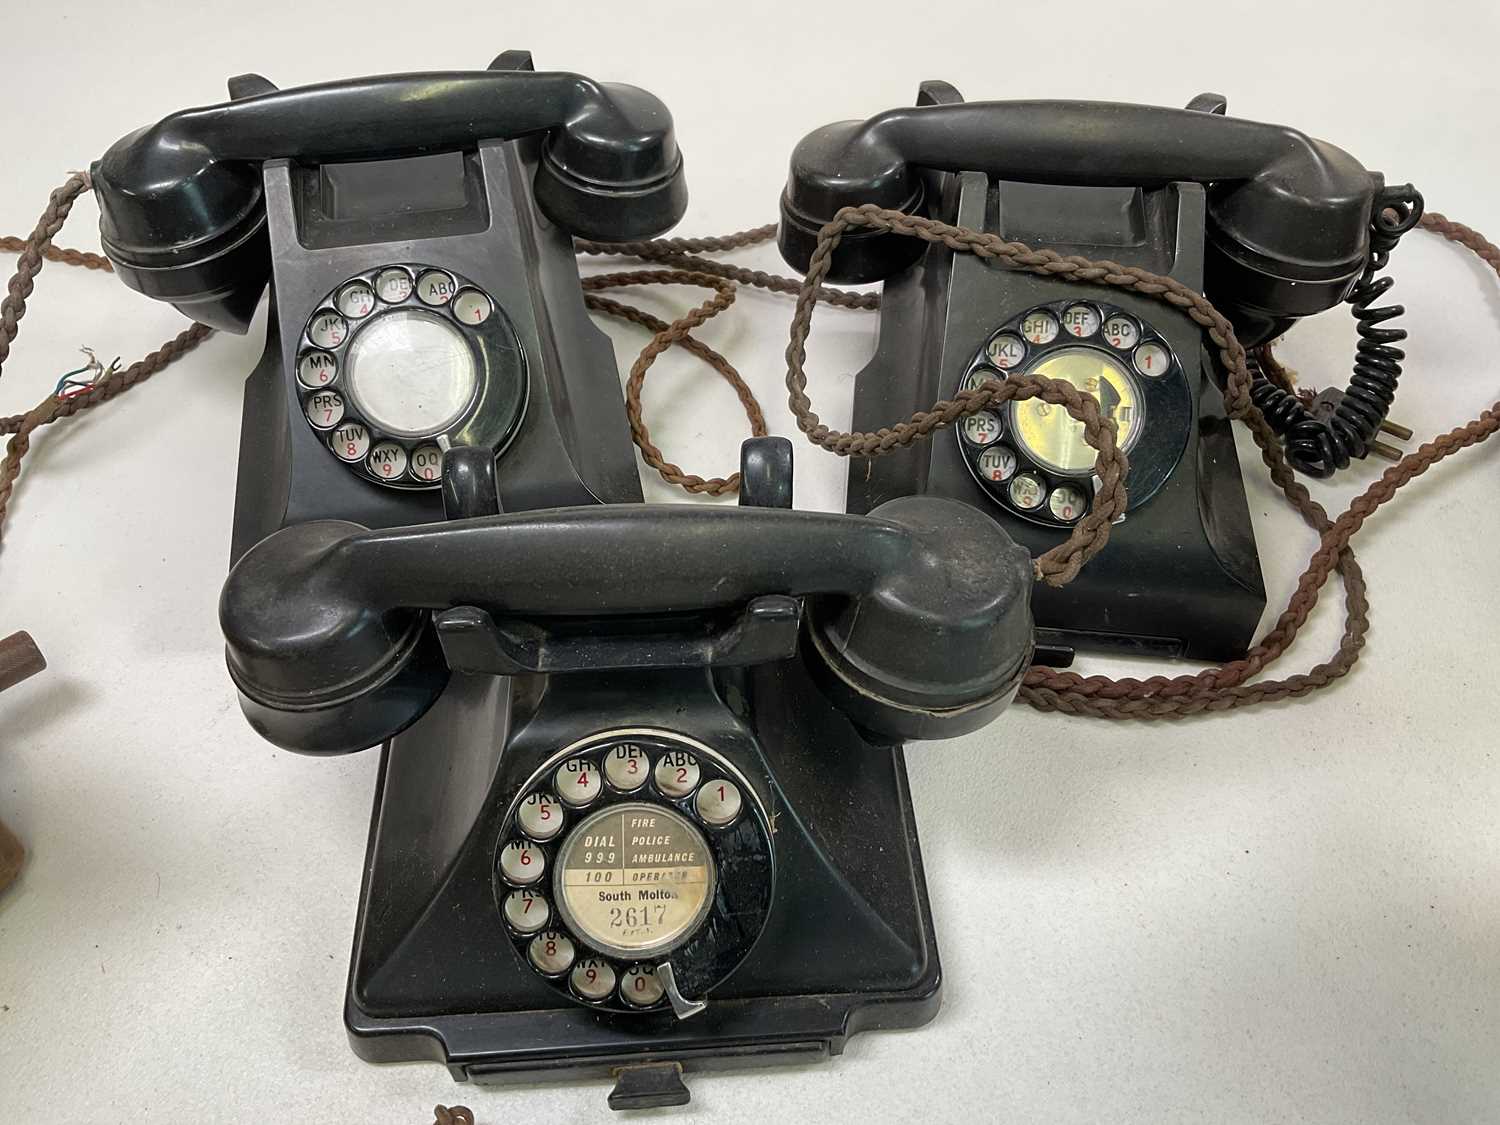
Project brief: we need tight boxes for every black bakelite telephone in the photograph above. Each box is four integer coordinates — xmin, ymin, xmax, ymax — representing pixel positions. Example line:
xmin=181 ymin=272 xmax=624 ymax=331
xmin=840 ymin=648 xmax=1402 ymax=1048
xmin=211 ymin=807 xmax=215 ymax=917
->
xmin=92 ymin=50 xmax=680 ymax=556
xmin=220 ymin=439 xmax=1033 ymax=1105
xmin=779 ymin=83 xmax=1424 ymax=661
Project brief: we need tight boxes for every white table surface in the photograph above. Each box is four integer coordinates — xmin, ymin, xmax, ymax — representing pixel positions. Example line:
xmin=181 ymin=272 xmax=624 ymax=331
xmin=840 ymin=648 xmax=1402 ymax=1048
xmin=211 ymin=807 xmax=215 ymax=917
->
xmin=1 ymin=2 xmax=1497 ymax=1122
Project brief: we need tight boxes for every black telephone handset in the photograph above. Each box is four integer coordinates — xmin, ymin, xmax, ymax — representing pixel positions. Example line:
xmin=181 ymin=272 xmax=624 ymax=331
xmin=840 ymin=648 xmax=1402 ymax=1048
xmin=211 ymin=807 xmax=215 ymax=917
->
xmin=779 ymin=94 xmax=1396 ymax=341
xmin=219 ymin=439 xmax=1033 ymax=1098
xmin=220 ymin=461 xmax=1031 ymax=754
xmin=93 ymin=61 xmax=684 ymax=330
xmin=92 ymin=53 xmax=685 ymax=554
xmin=778 ymin=86 xmax=1421 ymax=662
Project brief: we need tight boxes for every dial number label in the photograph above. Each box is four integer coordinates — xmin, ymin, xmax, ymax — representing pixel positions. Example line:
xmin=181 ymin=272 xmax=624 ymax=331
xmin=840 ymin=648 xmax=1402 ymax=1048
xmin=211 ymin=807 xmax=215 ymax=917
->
xmin=605 ymin=744 xmax=650 ymax=791
xmin=367 ymin=442 xmax=408 ymax=481
xmin=1008 ymin=473 xmax=1046 ymax=510
xmin=375 ymin=269 xmax=414 ymax=303
xmin=985 ymin=333 xmax=1026 ymax=369
xmin=416 ymin=270 xmax=456 ymax=305
xmin=1061 ymin=305 xmax=1101 ymax=338
xmin=297 ymin=351 xmax=337 ymax=388
xmin=410 ymin=445 xmax=443 ymax=482
xmin=961 ymin=411 xmax=1002 ymax=446
xmin=499 ymin=838 xmax=546 ymax=886
xmin=503 ymin=890 xmax=550 ymax=934
xmin=528 ymin=930 xmax=575 ymax=975
xmin=695 ymin=780 xmax=742 ymax=827
xmin=308 ymin=311 xmax=348 ymax=348
xmin=556 ymin=759 xmax=603 ymax=807
xmin=337 ymin=283 xmax=376 ymax=318
xmin=453 ymin=289 xmax=493 ymax=324
xmin=977 ymin=445 xmax=1017 ymax=483
xmin=1133 ymin=342 xmax=1170 ymax=377
xmin=1020 ymin=311 xmax=1059 ymax=345
xmin=304 ymin=391 xmax=344 ymax=430
xmin=1103 ymin=316 xmax=1139 ymax=350
xmin=1048 ymin=483 xmax=1089 ymax=522
xmin=518 ymin=792 xmax=563 ymax=841
xmin=571 ymin=957 xmax=617 ymax=1001
xmin=653 ymin=751 xmax=700 ymax=797
xmin=620 ymin=964 xmax=665 ymax=1007
xmin=330 ymin=422 xmax=370 ymax=463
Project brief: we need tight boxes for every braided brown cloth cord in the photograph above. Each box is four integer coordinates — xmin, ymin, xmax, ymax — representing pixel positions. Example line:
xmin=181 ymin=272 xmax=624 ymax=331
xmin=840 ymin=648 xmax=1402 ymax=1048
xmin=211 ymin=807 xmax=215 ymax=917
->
xmin=782 ymin=204 xmax=1500 ymax=717
xmin=582 ymin=269 xmax=767 ymax=495
xmin=0 ymin=175 xmax=215 ymax=536
xmin=578 ymin=225 xmax=881 ymax=311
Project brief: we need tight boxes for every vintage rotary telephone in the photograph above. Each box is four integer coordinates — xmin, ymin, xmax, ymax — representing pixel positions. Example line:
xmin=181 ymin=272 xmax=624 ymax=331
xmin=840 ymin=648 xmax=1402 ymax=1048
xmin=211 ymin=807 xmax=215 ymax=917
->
xmin=778 ymin=84 xmax=1424 ymax=661
xmin=218 ymin=436 xmax=1034 ymax=1107
xmin=91 ymin=51 xmax=680 ymax=557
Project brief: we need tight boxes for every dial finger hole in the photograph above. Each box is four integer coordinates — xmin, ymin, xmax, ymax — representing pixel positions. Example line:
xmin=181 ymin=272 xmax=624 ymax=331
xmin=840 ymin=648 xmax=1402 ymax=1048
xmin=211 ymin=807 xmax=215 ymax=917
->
xmin=653 ymin=751 xmax=700 ymax=798
xmin=605 ymin=745 xmax=650 ymax=792
xmin=528 ymin=931 xmax=575 ymax=975
xmin=499 ymin=838 xmax=545 ymax=886
xmin=556 ymin=759 xmax=602 ymax=807
xmin=619 ymin=964 xmax=664 ymax=1007
xmin=518 ymin=792 xmax=563 ymax=841
xmin=503 ymin=890 xmax=550 ymax=935
xmin=694 ymin=779 xmax=742 ymax=828
xmin=570 ymin=957 xmax=617 ymax=1001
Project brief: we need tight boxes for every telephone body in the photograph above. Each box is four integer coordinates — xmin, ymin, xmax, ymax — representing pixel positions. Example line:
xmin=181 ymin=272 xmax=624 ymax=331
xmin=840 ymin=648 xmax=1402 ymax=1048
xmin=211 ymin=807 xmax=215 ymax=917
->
xmin=92 ymin=52 xmax=673 ymax=559
xmin=218 ymin=437 xmax=1035 ymax=1104
xmin=779 ymin=85 xmax=1405 ymax=661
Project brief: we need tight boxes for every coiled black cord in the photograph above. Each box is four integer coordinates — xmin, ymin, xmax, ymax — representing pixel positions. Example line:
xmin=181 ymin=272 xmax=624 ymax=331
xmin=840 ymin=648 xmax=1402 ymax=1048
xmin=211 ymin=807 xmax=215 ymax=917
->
xmin=1251 ymin=184 xmax=1425 ymax=478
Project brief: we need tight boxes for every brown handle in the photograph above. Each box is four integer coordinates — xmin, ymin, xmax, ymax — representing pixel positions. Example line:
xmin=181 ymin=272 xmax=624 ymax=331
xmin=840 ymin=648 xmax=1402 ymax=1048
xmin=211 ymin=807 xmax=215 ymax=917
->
xmin=0 ymin=631 xmax=46 ymax=693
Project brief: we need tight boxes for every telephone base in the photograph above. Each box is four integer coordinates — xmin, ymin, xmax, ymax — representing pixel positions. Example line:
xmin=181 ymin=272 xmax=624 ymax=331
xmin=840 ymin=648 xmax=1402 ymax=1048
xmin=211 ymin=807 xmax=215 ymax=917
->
xmin=339 ymin=662 xmax=944 ymax=1105
xmin=344 ymin=974 xmax=942 ymax=1091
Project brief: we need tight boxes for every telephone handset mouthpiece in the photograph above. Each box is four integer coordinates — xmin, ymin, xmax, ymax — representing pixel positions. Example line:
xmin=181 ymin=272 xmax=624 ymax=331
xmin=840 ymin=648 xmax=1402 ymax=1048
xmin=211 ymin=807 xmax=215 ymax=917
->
xmin=778 ymin=98 xmax=1405 ymax=341
xmin=91 ymin=69 xmax=687 ymax=331
xmin=219 ymin=498 xmax=1034 ymax=755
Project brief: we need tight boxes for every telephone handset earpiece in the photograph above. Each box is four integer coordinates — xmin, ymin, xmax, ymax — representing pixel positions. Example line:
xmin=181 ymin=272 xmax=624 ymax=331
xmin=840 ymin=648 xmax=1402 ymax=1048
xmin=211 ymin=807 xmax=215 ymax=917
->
xmin=218 ymin=495 xmax=1034 ymax=755
xmin=777 ymin=98 xmax=1407 ymax=343
xmin=91 ymin=69 xmax=687 ymax=332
